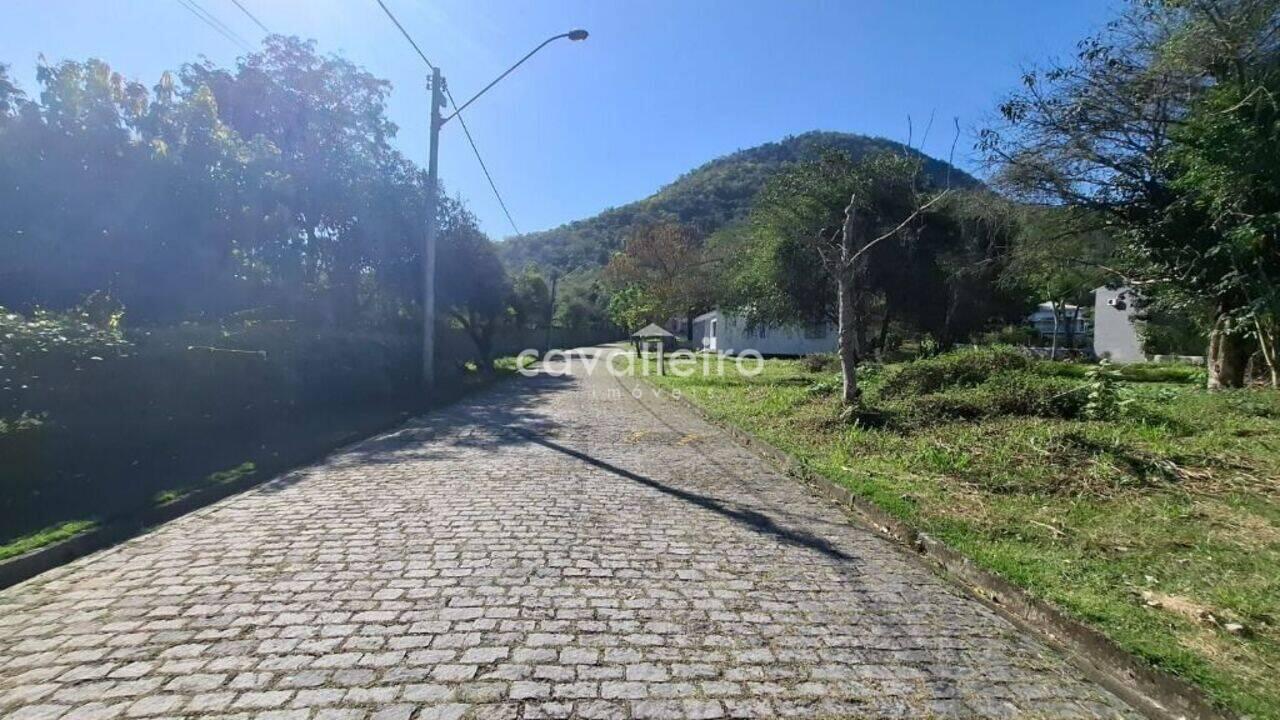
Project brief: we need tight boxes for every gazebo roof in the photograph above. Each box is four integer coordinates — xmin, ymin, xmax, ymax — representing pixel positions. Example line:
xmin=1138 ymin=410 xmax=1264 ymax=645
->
xmin=631 ymin=323 xmax=675 ymax=338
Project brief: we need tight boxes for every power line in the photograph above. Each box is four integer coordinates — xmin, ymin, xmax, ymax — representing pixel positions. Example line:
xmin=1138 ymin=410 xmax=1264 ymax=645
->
xmin=175 ymin=0 xmax=253 ymax=52
xmin=372 ymin=0 xmax=435 ymax=70
xmin=229 ymin=0 xmax=271 ymax=34
xmin=371 ymin=0 xmax=521 ymax=235
xmin=445 ymin=87 xmax=521 ymax=235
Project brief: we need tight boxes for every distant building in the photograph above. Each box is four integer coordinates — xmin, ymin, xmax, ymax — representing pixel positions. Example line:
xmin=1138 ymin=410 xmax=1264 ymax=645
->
xmin=1093 ymin=286 xmax=1146 ymax=363
xmin=691 ymin=309 xmax=837 ymax=356
xmin=1025 ymin=302 xmax=1090 ymax=341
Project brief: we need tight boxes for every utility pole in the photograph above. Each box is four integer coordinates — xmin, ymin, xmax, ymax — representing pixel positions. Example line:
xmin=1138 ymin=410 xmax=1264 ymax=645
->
xmin=544 ymin=270 xmax=559 ymax=354
xmin=422 ymin=66 xmax=444 ymax=391
xmin=405 ymin=29 xmax=587 ymax=392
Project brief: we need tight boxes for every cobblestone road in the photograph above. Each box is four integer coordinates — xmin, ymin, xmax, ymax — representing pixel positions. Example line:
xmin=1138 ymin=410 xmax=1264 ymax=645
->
xmin=0 ymin=348 xmax=1135 ymax=719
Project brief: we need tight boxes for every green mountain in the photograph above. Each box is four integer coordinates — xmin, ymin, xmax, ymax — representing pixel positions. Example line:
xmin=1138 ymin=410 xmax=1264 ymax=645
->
xmin=498 ymin=130 xmax=978 ymax=272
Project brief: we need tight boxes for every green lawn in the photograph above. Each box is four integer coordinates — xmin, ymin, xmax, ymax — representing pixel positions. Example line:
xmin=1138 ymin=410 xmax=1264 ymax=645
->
xmin=641 ymin=352 xmax=1280 ymax=718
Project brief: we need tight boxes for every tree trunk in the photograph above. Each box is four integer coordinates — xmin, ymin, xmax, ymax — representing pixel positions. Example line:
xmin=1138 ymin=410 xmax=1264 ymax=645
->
xmin=1255 ymin=318 xmax=1279 ymax=388
xmin=837 ymin=273 xmax=860 ymax=405
xmin=854 ymin=293 xmax=870 ymax=356
xmin=875 ymin=306 xmax=893 ymax=358
xmin=1207 ymin=306 xmax=1249 ymax=389
xmin=837 ymin=196 xmax=863 ymax=406
xmin=472 ymin=326 xmax=496 ymax=375
xmin=1049 ymin=302 xmax=1061 ymax=361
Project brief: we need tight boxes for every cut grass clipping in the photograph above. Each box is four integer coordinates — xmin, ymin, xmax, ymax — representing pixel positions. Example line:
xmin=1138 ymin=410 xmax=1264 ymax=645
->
xmin=642 ymin=347 xmax=1280 ymax=719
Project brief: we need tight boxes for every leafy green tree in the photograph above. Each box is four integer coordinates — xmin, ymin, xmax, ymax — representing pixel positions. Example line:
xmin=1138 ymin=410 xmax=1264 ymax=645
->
xmin=603 ymin=223 xmax=717 ymax=339
xmin=435 ymin=198 xmax=512 ymax=373
xmin=1164 ymin=67 xmax=1280 ymax=384
xmin=180 ymin=36 xmax=422 ymax=326
xmin=509 ymin=266 xmax=551 ymax=331
xmin=1000 ymin=208 xmax=1114 ymax=358
xmin=728 ymin=150 xmax=1011 ymax=392
xmin=0 ymin=39 xmax=430 ymax=330
xmin=606 ymin=286 xmax=661 ymax=334
xmin=554 ymin=272 xmax=614 ymax=334
xmin=0 ymin=58 xmax=267 ymax=321
xmin=982 ymin=0 xmax=1280 ymax=387
xmin=0 ymin=64 xmax=22 ymax=118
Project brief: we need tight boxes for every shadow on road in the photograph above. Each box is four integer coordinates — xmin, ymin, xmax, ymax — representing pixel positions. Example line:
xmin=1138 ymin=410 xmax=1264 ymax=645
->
xmin=509 ymin=426 xmax=853 ymax=563
xmin=258 ymin=371 xmax=574 ymax=495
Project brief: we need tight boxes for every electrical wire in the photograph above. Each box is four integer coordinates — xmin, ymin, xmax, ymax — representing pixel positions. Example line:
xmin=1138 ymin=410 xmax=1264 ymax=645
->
xmin=372 ymin=0 xmax=435 ymax=70
xmin=229 ymin=0 xmax=271 ymax=34
xmin=175 ymin=0 xmax=253 ymax=52
xmin=371 ymin=0 xmax=521 ymax=235
xmin=446 ymin=88 xmax=521 ymax=235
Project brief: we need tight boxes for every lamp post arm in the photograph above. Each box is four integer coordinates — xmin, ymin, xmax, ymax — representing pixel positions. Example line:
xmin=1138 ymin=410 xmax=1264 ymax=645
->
xmin=441 ymin=33 xmax=574 ymax=125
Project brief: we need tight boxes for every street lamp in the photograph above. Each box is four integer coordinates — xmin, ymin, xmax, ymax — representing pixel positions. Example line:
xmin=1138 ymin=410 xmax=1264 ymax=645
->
xmin=421 ymin=30 xmax=588 ymax=391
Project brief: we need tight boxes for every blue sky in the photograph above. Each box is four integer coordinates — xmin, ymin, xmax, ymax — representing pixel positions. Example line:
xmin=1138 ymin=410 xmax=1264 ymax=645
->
xmin=2 ymin=1 xmax=1117 ymax=239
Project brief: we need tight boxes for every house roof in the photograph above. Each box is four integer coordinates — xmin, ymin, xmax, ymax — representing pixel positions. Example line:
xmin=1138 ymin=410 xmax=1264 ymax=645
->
xmin=631 ymin=323 xmax=675 ymax=338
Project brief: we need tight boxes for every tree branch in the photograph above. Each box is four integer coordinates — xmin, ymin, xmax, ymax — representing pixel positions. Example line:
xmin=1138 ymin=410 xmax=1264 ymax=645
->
xmin=846 ymin=189 xmax=952 ymax=268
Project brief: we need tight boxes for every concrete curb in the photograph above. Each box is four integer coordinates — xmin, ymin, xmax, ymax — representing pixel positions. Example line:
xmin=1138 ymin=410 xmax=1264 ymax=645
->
xmin=639 ymin=379 xmax=1231 ymax=720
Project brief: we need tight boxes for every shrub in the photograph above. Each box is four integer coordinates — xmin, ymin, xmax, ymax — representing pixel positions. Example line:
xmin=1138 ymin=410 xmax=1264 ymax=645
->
xmin=980 ymin=371 xmax=1088 ymax=419
xmin=877 ymin=346 xmax=1033 ymax=399
xmin=884 ymin=370 xmax=1087 ymax=428
xmin=1039 ymin=360 xmax=1203 ymax=384
xmin=1083 ymin=360 xmax=1130 ymax=419
xmin=805 ymin=378 xmax=838 ymax=396
xmin=978 ymin=324 xmax=1039 ymax=346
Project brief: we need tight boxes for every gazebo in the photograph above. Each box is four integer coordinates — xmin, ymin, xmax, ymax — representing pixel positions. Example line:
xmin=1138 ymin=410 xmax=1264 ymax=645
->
xmin=631 ymin=323 xmax=675 ymax=353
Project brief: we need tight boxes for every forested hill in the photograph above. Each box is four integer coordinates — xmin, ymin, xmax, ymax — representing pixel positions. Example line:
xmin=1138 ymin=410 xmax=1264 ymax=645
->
xmin=498 ymin=130 xmax=978 ymax=272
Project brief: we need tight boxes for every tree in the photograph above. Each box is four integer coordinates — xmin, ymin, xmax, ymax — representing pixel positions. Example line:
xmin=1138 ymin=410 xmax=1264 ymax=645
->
xmin=180 ymin=36 xmax=421 ymax=326
xmin=554 ymin=271 xmax=614 ymax=334
xmin=1164 ymin=66 xmax=1280 ymax=385
xmin=509 ymin=266 xmax=551 ymax=332
xmin=606 ymin=286 xmax=661 ymax=334
xmin=603 ymin=223 xmax=717 ymax=339
xmin=435 ymin=198 xmax=512 ymax=373
xmin=0 ymin=40 xmax=429 ymax=330
xmin=981 ymin=0 xmax=1280 ymax=387
xmin=0 ymin=58 xmax=270 ymax=321
xmin=1001 ymin=208 xmax=1115 ymax=358
xmin=0 ymin=64 xmax=23 ymax=119
xmin=730 ymin=149 xmax=1007 ymax=404
xmin=825 ymin=154 xmax=952 ymax=405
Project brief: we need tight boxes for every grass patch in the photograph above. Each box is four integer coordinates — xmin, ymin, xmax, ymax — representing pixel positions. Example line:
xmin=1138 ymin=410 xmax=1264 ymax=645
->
xmin=643 ymin=349 xmax=1280 ymax=718
xmin=0 ymin=519 xmax=98 ymax=561
xmin=493 ymin=354 xmax=536 ymax=374
xmin=153 ymin=461 xmax=256 ymax=507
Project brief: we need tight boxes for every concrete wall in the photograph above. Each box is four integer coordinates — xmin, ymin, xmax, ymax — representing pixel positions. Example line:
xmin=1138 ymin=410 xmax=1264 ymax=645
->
xmin=1093 ymin=287 xmax=1146 ymax=363
xmin=691 ymin=310 xmax=837 ymax=356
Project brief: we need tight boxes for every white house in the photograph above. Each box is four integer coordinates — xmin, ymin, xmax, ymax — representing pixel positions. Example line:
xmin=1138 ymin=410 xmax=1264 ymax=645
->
xmin=1026 ymin=302 xmax=1090 ymax=341
xmin=690 ymin=309 xmax=838 ymax=356
xmin=1093 ymin=286 xmax=1147 ymax=363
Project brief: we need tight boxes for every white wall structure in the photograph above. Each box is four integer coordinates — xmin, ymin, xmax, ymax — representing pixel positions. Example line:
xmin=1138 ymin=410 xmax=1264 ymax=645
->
xmin=1026 ymin=302 xmax=1089 ymax=340
xmin=1093 ymin=286 xmax=1147 ymax=363
xmin=691 ymin=309 xmax=837 ymax=356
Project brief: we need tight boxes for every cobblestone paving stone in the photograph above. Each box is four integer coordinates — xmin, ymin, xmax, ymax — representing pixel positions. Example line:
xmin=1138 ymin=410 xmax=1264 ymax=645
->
xmin=0 ymin=349 xmax=1137 ymax=719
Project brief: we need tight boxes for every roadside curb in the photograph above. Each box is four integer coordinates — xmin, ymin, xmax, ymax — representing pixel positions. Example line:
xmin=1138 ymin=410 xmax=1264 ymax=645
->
xmin=638 ymin=378 xmax=1231 ymax=720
